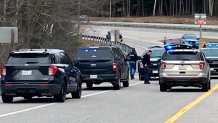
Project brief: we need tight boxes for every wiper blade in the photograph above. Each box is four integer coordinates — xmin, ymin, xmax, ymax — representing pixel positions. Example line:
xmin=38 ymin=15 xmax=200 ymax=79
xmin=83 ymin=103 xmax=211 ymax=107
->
xmin=26 ymin=62 xmax=39 ymax=64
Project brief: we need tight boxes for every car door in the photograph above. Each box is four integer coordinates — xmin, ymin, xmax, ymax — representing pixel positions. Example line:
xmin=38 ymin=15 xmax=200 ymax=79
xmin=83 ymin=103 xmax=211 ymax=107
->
xmin=113 ymin=48 xmax=128 ymax=80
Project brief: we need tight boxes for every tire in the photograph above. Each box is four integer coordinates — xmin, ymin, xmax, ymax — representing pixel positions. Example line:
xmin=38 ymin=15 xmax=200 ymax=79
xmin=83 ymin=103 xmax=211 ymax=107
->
xmin=123 ymin=77 xmax=129 ymax=87
xmin=160 ymin=83 xmax=167 ymax=92
xmin=24 ymin=96 xmax=32 ymax=100
xmin=71 ymin=83 xmax=82 ymax=99
xmin=113 ymin=78 xmax=121 ymax=90
xmin=202 ymin=80 xmax=210 ymax=92
xmin=54 ymin=84 xmax=67 ymax=102
xmin=2 ymin=95 xmax=13 ymax=103
xmin=86 ymin=82 xmax=93 ymax=88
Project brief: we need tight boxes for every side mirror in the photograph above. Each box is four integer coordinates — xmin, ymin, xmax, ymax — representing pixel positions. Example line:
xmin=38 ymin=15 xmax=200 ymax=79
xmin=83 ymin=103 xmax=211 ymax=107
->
xmin=157 ymin=59 xmax=161 ymax=62
xmin=72 ymin=60 xmax=80 ymax=66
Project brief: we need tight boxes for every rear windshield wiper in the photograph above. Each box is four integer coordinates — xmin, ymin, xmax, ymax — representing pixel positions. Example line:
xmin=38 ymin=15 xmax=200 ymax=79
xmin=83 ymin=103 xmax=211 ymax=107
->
xmin=26 ymin=62 xmax=39 ymax=64
xmin=180 ymin=59 xmax=191 ymax=61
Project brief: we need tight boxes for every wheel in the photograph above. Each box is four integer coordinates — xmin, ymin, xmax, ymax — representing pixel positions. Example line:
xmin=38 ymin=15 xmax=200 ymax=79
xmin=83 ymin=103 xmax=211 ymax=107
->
xmin=24 ymin=96 xmax=32 ymax=100
xmin=86 ymin=82 xmax=93 ymax=88
xmin=54 ymin=84 xmax=67 ymax=102
xmin=72 ymin=83 xmax=82 ymax=99
xmin=139 ymin=74 xmax=143 ymax=80
xmin=160 ymin=83 xmax=167 ymax=92
xmin=123 ymin=76 xmax=129 ymax=87
xmin=202 ymin=80 xmax=210 ymax=92
xmin=113 ymin=78 xmax=121 ymax=90
xmin=2 ymin=95 xmax=13 ymax=103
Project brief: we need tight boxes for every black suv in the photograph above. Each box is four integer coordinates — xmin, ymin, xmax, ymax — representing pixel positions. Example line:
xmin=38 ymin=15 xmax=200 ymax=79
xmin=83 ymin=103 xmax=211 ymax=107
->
xmin=74 ymin=46 xmax=129 ymax=90
xmin=138 ymin=48 xmax=165 ymax=80
xmin=1 ymin=49 xmax=82 ymax=103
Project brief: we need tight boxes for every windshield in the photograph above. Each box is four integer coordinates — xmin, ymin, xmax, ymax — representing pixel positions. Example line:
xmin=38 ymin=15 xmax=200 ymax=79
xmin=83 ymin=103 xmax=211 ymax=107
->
xmin=163 ymin=52 xmax=203 ymax=61
xmin=7 ymin=53 xmax=50 ymax=64
xmin=74 ymin=48 xmax=113 ymax=60
xmin=201 ymin=49 xmax=218 ymax=57
xmin=183 ymin=35 xmax=197 ymax=39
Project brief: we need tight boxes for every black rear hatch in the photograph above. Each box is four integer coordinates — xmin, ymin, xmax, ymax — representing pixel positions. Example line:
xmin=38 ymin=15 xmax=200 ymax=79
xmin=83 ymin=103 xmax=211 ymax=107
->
xmin=4 ymin=53 xmax=51 ymax=82
xmin=74 ymin=47 xmax=114 ymax=74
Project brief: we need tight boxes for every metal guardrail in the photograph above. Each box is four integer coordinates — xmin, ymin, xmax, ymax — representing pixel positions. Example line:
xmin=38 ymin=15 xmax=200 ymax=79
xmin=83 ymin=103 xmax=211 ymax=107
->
xmin=82 ymin=35 xmax=133 ymax=54
xmin=87 ymin=21 xmax=218 ymax=32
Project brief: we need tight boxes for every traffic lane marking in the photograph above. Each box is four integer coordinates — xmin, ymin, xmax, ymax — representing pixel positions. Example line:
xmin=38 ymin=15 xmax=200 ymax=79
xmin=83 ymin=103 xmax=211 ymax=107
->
xmin=0 ymin=81 xmax=143 ymax=118
xmin=165 ymin=83 xmax=218 ymax=123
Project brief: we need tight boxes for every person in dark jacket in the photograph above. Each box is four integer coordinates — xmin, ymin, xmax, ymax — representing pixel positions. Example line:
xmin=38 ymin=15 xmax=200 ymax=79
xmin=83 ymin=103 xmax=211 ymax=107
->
xmin=142 ymin=50 xmax=152 ymax=84
xmin=127 ymin=48 xmax=139 ymax=80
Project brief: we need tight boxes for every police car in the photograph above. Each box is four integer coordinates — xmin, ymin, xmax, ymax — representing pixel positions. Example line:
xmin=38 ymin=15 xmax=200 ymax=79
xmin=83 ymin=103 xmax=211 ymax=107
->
xmin=159 ymin=43 xmax=211 ymax=92
xmin=201 ymin=43 xmax=218 ymax=77
xmin=138 ymin=48 xmax=165 ymax=80
xmin=180 ymin=34 xmax=199 ymax=49
xmin=205 ymin=43 xmax=218 ymax=48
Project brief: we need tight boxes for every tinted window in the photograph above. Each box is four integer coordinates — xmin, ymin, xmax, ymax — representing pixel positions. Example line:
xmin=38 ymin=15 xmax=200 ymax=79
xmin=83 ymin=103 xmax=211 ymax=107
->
xmin=142 ymin=49 xmax=165 ymax=58
xmin=163 ymin=52 xmax=203 ymax=61
xmin=7 ymin=53 xmax=50 ymax=64
xmin=150 ymin=49 xmax=165 ymax=58
xmin=201 ymin=49 xmax=218 ymax=57
xmin=75 ymin=48 xmax=113 ymax=60
xmin=112 ymin=48 xmax=124 ymax=59
xmin=183 ymin=35 xmax=197 ymax=39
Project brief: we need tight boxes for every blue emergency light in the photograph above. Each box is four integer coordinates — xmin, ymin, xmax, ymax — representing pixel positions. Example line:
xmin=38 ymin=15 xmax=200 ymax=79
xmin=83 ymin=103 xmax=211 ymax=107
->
xmin=206 ymin=43 xmax=218 ymax=48
xmin=164 ymin=43 xmax=192 ymax=51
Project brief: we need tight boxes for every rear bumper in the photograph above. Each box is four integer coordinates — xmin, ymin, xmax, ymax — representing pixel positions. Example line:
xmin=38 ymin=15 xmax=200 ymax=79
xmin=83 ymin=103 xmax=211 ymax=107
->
xmin=138 ymin=67 xmax=159 ymax=77
xmin=81 ymin=74 xmax=119 ymax=82
xmin=1 ymin=82 xmax=61 ymax=97
xmin=159 ymin=77 xmax=208 ymax=86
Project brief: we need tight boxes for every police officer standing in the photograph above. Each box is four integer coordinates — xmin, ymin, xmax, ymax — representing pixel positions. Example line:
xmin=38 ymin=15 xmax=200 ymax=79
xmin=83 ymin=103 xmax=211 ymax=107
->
xmin=142 ymin=50 xmax=152 ymax=84
xmin=127 ymin=48 xmax=139 ymax=80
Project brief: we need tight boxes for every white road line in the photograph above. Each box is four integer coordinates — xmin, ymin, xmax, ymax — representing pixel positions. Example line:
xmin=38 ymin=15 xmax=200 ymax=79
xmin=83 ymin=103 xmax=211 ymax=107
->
xmin=0 ymin=103 xmax=55 ymax=118
xmin=0 ymin=81 xmax=143 ymax=118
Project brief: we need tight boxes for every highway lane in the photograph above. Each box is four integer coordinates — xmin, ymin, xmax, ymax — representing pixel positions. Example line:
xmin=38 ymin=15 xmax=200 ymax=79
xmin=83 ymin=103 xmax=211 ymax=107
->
xmin=0 ymin=78 xmax=218 ymax=123
xmin=0 ymin=26 xmax=218 ymax=123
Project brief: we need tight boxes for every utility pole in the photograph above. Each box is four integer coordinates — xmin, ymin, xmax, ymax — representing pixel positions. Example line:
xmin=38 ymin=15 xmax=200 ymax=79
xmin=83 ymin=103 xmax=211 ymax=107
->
xmin=153 ymin=0 xmax=157 ymax=16
xmin=78 ymin=0 xmax=80 ymax=36
xmin=110 ymin=0 xmax=112 ymax=22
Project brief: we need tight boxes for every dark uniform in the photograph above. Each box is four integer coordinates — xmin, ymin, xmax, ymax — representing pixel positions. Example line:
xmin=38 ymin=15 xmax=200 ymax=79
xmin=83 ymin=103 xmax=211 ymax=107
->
xmin=127 ymin=49 xmax=138 ymax=80
xmin=142 ymin=51 xmax=151 ymax=84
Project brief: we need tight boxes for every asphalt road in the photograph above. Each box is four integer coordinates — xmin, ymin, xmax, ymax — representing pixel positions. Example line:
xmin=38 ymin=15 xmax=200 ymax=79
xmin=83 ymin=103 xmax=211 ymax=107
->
xmin=0 ymin=26 xmax=218 ymax=123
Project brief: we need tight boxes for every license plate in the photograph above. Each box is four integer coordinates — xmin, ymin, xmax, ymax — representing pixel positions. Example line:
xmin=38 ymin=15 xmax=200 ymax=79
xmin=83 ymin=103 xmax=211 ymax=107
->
xmin=90 ymin=75 xmax=97 ymax=79
xmin=179 ymin=66 xmax=186 ymax=70
xmin=22 ymin=70 xmax=32 ymax=75
xmin=152 ymin=70 xmax=158 ymax=74
xmin=152 ymin=64 xmax=157 ymax=66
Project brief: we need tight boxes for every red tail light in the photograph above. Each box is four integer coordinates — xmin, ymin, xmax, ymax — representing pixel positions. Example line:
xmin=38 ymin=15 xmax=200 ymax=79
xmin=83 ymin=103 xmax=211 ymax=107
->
xmin=49 ymin=66 xmax=58 ymax=76
xmin=199 ymin=62 xmax=205 ymax=70
xmin=1 ymin=66 xmax=6 ymax=76
xmin=112 ymin=63 xmax=117 ymax=71
xmin=161 ymin=62 xmax=166 ymax=69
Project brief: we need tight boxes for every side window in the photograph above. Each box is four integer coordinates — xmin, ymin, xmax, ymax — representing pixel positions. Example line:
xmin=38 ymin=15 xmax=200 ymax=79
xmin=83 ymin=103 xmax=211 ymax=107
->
xmin=50 ymin=54 xmax=56 ymax=64
xmin=112 ymin=48 xmax=118 ymax=58
xmin=63 ymin=53 xmax=72 ymax=64
xmin=116 ymin=48 xmax=125 ymax=59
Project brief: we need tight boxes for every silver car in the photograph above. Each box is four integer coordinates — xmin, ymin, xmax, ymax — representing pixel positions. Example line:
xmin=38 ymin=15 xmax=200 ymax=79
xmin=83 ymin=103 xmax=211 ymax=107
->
xmin=159 ymin=49 xmax=211 ymax=92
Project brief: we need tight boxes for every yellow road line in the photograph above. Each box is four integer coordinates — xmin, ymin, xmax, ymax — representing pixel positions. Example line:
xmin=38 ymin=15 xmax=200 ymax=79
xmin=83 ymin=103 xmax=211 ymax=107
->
xmin=165 ymin=83 xmax=218 ymax=123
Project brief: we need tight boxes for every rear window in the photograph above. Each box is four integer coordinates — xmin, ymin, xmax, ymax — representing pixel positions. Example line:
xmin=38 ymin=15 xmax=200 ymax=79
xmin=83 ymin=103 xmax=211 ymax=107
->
xmin=201 ymin=49 xmax=218 ymax=57
xmin=7 ymin=53 xmax=50 ymax=64
xmin=74 ymin=48 xmax=113 ymax=60
xmin=163 ymin=51 xmax=203 ymax=61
